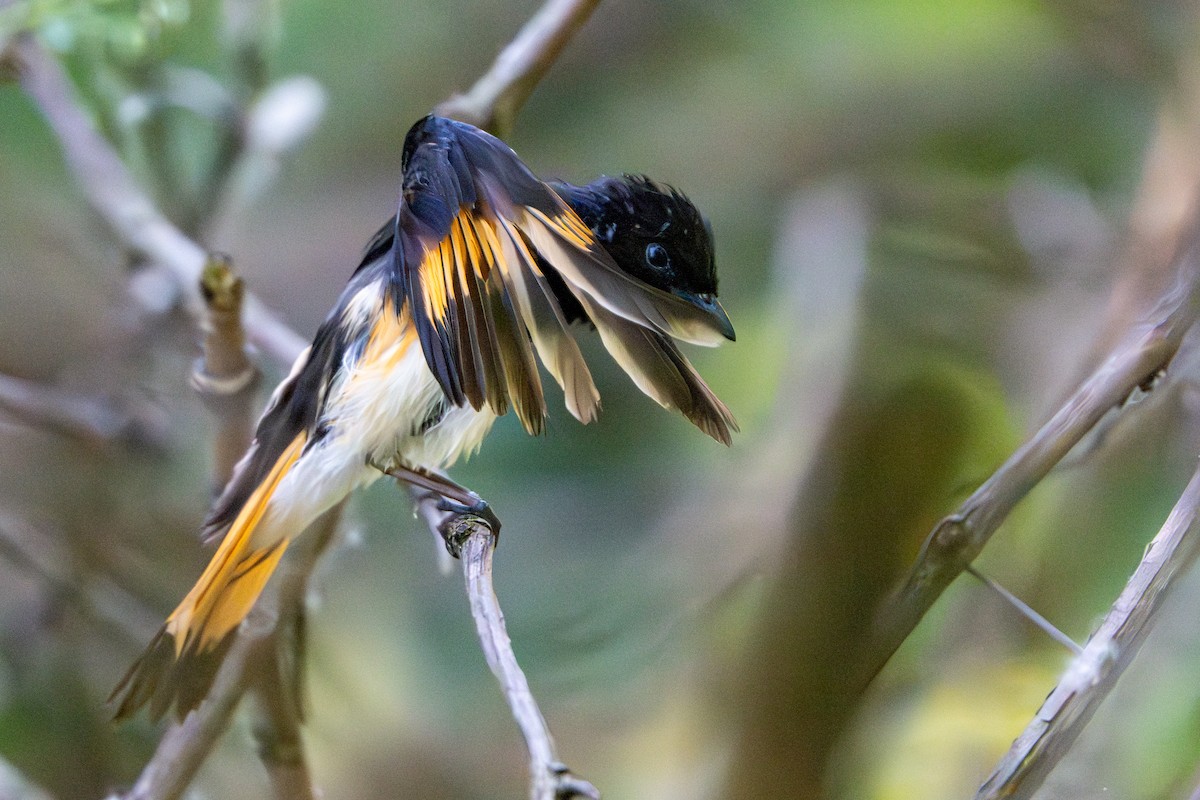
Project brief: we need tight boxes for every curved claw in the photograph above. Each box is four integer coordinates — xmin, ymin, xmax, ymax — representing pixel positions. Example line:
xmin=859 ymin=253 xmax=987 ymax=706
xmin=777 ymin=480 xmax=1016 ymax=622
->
xmin=436 ymin=494 xmax=501 ymax=557
xmin=549 ymin=762 xmax=600 ymax=799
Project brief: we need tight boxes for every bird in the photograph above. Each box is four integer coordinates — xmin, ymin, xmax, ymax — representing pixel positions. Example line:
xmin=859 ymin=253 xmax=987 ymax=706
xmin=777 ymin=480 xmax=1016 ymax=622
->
xmin=109 ymin=114 xmax=737 ymax=722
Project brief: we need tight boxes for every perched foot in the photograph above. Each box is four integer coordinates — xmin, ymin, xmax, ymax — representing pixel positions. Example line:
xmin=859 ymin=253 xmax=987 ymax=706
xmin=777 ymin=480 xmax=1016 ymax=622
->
xmin=436 ymin=494 xmax=501 ymax=557
xmin=549 ymin=762 xmax=600 ymax=799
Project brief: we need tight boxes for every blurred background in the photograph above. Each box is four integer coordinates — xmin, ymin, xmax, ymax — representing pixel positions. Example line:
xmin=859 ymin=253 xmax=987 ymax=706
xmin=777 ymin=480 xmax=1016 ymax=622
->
xmin=2 ymin=0 xmax=1200 ymax=798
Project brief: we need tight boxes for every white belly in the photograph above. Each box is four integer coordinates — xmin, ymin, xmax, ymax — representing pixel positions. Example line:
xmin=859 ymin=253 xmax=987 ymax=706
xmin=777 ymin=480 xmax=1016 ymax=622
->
xmin=255 ymin=333 xmax=498 ymax=544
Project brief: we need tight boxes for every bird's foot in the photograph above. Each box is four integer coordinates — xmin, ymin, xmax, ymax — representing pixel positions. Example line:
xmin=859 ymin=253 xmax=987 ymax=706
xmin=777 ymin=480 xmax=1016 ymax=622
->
xmin=436 ymin=494 xmax=501 ymax=558
xmin=549 ymin=762 xmax=600 ymax=799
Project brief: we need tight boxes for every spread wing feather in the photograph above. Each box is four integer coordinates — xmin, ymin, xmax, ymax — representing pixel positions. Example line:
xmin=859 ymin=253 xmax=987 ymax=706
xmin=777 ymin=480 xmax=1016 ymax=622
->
xmin=392 ymin=116 xmax=730 ymax=434
xmin=576 ymin=295 xmax=739 ymax=446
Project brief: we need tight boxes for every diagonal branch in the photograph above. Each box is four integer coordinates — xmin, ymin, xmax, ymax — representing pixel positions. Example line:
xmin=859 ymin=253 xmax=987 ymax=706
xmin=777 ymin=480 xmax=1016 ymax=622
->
xmin=11 ymin=34 xmax=307 ymax=367
xmin=116 ymin=628 xmax=255 ymax=800
xmin=976 ymin=457 xmax=1200 ymax=799
xmin=0 ymin=371 xmax=164 ymax=448
xmin=861 ymin=197 xmax=1200 ymax=686
xmin=435 ymin=0 xmax=601 ymax=136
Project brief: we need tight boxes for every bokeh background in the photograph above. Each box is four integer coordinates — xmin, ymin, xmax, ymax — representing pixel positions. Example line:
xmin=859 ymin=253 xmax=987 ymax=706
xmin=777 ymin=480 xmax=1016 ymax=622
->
xmin=2 ymin=0 xmax=1200 ymax=798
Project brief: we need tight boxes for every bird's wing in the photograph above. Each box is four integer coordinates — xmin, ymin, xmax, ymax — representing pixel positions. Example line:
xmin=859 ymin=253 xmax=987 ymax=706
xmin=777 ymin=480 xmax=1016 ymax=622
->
xmin=391 ymin=115 xmax=731 ymax=435
xmin=575 ymin=296 xmax=738 ymax=446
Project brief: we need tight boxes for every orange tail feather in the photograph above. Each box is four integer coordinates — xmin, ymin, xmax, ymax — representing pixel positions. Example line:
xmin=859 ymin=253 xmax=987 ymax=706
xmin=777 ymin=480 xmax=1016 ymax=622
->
xmin=111 ymin=434 xmax=305 ymax=721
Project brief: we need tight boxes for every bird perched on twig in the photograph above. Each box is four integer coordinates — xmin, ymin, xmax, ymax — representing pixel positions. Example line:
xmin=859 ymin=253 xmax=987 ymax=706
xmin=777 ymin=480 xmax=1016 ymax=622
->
xmin=110 ymin=114 xmax=737 ymax=721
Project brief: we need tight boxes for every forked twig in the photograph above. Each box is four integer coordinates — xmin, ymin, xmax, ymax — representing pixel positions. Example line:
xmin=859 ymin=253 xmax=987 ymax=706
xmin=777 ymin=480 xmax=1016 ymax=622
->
xmin=976 ymin=459 xmax=1200 ymax=798
xmin=862 ymin=202 xmax=1200 ymax=685
xmin=115 ymin=628 xmax=256 ymax=800
xmin=12 ymin=35 xmax=308 ymax=366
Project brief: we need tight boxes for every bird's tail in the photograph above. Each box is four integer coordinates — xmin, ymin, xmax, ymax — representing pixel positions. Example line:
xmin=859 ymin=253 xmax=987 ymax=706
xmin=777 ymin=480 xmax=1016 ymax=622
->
xmin=110 ymin=434 xmax=305 ymax=721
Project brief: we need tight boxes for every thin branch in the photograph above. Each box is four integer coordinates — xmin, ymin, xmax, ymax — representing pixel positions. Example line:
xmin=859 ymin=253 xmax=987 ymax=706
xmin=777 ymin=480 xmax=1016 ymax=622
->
xmin=12 ymin=34 xmax=307 ymax=366
xmin=0 ymin=371 xmax=164 ymax=448
xmin=426 ymin=4 xmax=605 ymax=792
xmin=434 ymin=0 xmax=601 ymax=136
xmin=976 ymin=458 xmax=1200 ymax=799
xmin=861 ymin=201 xmax=1200 ymax=685
xmin=191 ymin=254 xmax=261 ymax=491
xmin=415 ymin=493 xmax=599 ymax=800
xmin=964 ymin=565 xmax=1082 ymax=655
xmin=117 ymin=629 xmax=256 ymax=800
xmin=0 ymin=512 xmax=152 ymax=650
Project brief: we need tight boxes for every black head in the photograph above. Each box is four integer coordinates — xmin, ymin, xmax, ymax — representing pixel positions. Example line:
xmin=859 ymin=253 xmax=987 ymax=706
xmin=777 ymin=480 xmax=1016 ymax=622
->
xmin=553 ymin=175 xmax=733 ymax=340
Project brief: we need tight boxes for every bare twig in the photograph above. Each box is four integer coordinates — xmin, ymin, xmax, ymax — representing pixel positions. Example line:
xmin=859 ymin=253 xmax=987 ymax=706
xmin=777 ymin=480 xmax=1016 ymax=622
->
xmin=862 ymin=203 xmax=1200 ymax=685
xmin=976 ymin=458 xmax=1200 ymax=798
xmin=0 ymin=512 xmax=152 ymax=649
xmin=12 ymin=34 xmax=307 ymax=366
xmin=414 ymin=493 xmax=598 ymax=800
xmin=0 ymin=371 xmax=164 ymax=448
xmin=428 ymin=4 xmax=604 ymax=791
xmin=964 ymin=565 xmax=1082 ymax=655
xmin=117 ymin=629 xmax=256 ymax=800
xmin=435 ymin=0 xmax=601 ymax=136
xmin=191 ymin=254 xmax=261 ymax=490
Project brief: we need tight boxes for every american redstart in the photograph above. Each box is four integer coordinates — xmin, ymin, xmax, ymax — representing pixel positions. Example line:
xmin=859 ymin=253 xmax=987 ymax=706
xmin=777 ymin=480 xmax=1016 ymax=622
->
xmin=111 ymin=115 xmax=737 ymax=721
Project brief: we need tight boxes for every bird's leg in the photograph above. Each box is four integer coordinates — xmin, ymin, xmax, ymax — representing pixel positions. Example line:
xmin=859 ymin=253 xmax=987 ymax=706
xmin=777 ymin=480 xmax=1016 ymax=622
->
xmin=378 ymin=463 xmax=501 ymax=556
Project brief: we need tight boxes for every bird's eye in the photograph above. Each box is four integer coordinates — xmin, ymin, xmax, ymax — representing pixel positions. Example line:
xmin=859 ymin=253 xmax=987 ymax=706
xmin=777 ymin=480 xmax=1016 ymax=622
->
xmin=645 ymin=243 xmax=670 ymax=270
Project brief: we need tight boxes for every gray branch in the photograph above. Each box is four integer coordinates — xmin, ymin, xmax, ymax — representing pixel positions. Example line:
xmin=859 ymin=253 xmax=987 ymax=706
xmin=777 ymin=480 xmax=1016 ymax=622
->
xmin=114 ymin=629 xmax=256 ymax=800
xmin=113 ymin=508 xmax=341 ymax=800
xmin=414 ymin=493 xmax=599 ymax=800
xmin=976 ymin=457 xmax=1200 ymax=798
xmin=861 ymin=204 xmax=1200 ymax=685
xmin=0 ymin=371 xmax=165 ymax=448
xmin=435 ymin=0 xmax=601 ymax=136
xmin=11 ymin=34 xmax=308 ymax=366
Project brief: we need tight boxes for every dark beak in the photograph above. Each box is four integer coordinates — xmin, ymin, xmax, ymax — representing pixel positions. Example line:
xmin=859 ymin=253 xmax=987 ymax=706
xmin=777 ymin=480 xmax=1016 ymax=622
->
xmin=674 ymin=291 xmax=736 ymax=341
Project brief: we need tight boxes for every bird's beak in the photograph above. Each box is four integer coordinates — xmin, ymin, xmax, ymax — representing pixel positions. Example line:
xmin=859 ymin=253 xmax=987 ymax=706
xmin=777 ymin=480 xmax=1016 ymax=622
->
xmin=673 ymin=291 xmax=736 ymax=341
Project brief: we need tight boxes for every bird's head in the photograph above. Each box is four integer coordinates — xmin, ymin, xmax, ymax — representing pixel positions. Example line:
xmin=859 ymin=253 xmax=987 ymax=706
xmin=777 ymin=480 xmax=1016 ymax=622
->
xmin=555 ymin=175 xmax=734 ymax=341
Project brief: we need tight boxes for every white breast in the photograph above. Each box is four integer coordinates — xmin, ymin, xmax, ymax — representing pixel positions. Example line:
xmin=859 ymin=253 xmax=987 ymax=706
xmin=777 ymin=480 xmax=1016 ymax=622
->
xmin=255 ymin=323 xmax=498 ymax=546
